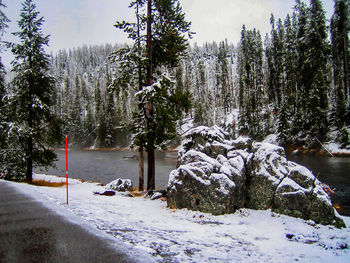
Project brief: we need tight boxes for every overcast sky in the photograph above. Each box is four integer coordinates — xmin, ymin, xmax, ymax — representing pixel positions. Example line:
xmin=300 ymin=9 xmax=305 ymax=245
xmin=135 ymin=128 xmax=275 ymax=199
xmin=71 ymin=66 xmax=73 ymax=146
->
xmin=2 ymin=0 xmax=334 ymax=69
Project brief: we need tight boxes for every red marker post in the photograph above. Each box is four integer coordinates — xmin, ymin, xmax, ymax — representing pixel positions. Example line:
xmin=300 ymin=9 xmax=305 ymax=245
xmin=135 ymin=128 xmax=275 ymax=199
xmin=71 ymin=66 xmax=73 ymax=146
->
xmin=66 ymin=135 xmax=69 ymax=205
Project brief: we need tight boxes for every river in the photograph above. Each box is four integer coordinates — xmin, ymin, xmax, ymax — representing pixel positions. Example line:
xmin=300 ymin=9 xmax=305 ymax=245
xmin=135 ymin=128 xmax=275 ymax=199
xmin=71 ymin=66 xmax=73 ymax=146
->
xmin=35 ymin=149 xmax=350 ymax=216
xmin=34 ymin=149 xmax=177 ymax=189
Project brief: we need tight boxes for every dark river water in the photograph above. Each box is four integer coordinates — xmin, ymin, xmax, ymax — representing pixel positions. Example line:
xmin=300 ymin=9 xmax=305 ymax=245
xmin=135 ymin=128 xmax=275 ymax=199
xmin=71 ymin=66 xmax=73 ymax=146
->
xmin=35 ymin=150 xmax=350 ymax=216
xmin=35 ymin=149 xmax=177 ymax=189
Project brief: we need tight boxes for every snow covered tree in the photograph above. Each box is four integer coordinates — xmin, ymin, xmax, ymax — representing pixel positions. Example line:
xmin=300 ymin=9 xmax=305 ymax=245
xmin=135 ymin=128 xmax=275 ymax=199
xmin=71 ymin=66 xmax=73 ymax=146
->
xmin=3 ymin=0 xmax=62 ymax=182
xmin=237 ymin=26 xmax=265 ymax=139
xmin=69 ymin=76 xmax=83 ymax=145
xmin=331 ymin=0 xmax=350 ymax=145
xmin=132 ymin=74 xmax=190 ymax=150
xmin=217 ymin=41 xmax=231 ymax=114
xmin=283 ymin=12 xmax=298 ymax=115
xmin=103 ymin=89 xmax=117 ymax=147
xmin=113 ymin=0 xmax=192 ymax=190
xmin=0 ymin=0 xmax=9 ymax=152
xmin=303 ymin=0 xmax=330 ymax=141
xmin=265 ymin=14 xmax=285 ymax=109
xmin=277 ymin=98 xmax=291 ymax=145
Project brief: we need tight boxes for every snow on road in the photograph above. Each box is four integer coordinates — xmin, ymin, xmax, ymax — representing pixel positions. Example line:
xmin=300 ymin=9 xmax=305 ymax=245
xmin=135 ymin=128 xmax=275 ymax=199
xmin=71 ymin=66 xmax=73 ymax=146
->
xmin=4 ymin=174 xmax=350 ymax=263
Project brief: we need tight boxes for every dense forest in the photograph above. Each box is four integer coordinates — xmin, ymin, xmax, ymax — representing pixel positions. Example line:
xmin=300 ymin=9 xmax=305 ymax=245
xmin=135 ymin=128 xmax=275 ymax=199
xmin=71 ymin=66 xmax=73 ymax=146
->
xmin=50 ymin=0 xmax=350 ymax=149
xmin=1 ymin=0 xmax=350 ymax=183
xmin=49 ymin=41 xmax=236 ymax=148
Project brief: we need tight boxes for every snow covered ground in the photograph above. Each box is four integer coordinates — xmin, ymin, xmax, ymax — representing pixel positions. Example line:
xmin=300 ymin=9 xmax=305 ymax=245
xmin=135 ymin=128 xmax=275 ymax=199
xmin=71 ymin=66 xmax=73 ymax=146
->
xmin=3 ymin=174 xmax=350 ymax=263
xmin=325 ymin=142 xmax=350 ymax=156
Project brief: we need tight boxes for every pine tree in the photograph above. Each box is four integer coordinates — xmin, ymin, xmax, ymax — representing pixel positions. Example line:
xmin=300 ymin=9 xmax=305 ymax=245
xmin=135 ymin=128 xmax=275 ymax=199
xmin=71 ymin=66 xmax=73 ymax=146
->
xmin=94 ymin=80 xmax=106 ymax=147
xmin=265 ymin=14 xmax=285 ymax=109
xmin=292 ymin=0 xmax=309 ymax=140
xmin=331 ymin=0 xmax=350 ymax=145
xmin=84 ymin=105 xmax=95 ymax=146
xmin=0 ymin=0 xmax=9 ymax=172
xmin=104 ymin=90 xmax=117 ymax=147
xmin=217 ymin=41 xmax=230 ymax=114
xmin=114 ymin=0 xmax=192 ymax=190
xmin=277 ymin=98 xmax=291 ymax=145
xmin=305 ymin=0 xmax=330 ymax=141
xmin=238 ymin=26 xmax=264 ymax=139
xmin=284 ymin=12 xmax=298 ymax=116
xmin=69 ymin=75 xmax=83 ymax=145
xmin=4 ymin=0 xmax=62 ymax=182
xmin=0 ymin=0 xmax=9 ymax=144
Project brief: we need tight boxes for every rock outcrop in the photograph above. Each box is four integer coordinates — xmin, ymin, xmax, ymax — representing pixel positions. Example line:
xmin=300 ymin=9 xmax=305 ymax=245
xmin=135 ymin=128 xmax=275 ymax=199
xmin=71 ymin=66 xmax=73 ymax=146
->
xmin=167 ymin=126 xmax=345 ymax=228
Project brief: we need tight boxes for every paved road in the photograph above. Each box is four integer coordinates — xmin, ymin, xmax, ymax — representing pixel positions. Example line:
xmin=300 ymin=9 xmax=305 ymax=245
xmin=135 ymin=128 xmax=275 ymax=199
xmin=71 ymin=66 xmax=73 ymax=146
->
xmin=0 ymin=181 xmax=135 ymax=263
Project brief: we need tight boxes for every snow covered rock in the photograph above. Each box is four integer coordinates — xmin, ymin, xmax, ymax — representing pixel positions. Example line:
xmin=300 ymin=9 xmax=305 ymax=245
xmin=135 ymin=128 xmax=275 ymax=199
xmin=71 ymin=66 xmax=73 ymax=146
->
xmin=273 ymin=177 xmax=311 ymax=219
xmin=168 ymin=126 xmax=345 ymax=227
xmin=150 ymin=192 xmax=163 ymax=200
xmin=180 ymin=125 xmax=231 ymax=160
xmin=105 ymin=178 xmax=133 ymax=192
xmin=168 ymin=165 xmax=236 ymax=215
xmin=247 ymin=142 xmax=289 ymax=210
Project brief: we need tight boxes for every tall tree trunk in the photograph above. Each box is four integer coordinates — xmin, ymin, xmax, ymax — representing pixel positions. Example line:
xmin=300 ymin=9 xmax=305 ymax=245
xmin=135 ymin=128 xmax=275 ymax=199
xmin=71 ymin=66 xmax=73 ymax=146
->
xmin=138 ymin=146 xmax=144 ymax=191
xmin=343 ymin=36 xmax=350 ymax=123
xmin=147 ymin=0 xmax=152 ymax=83
xmin=146 ymin=0 xmax=155 ymax=190
xmin=136 ymin=1 xmax=144 ymax=191
xmin=147 ymin=147 xmax=155 ymax=191
xmin=26 ymin=104 xmax=33 ymax=183
xmin=27 ymin=58 xmax=33 ymax=184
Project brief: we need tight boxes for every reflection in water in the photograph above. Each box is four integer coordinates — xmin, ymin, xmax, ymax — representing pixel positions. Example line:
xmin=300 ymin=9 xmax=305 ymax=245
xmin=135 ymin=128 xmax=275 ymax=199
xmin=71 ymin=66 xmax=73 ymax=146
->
xmin=35 ymin=150 xmax=177 ymax=189
xmin=287 ymin=154 xmax=350 ymax=216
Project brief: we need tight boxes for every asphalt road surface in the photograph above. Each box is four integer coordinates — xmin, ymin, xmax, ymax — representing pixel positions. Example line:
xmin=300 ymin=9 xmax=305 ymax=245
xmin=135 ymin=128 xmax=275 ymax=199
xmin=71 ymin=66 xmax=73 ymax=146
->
xmin=0 ymin=181 xmax=137 ymax=263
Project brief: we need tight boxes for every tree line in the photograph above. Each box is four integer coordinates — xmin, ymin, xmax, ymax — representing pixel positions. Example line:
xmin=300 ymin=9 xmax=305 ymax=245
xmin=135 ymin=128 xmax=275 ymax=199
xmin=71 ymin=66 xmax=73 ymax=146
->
xmin=48 ymin=40 xmax=236 ymax=150
xmin=1 ymin=0 xmax=349 ymax=186
xmin=238 ymin=0 xmax=350 ymax=148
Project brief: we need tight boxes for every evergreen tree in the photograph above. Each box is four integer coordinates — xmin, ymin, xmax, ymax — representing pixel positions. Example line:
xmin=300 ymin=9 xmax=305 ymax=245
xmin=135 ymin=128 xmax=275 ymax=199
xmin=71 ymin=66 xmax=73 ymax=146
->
xmin=3 ymin=0 xmax=62 ymax=182
xmin=304 ymin=0 xmax=330 ymax=141
xmin=217 ymin=41 xmax=230 ymax=114
xmin=237 ymin=26 xmax=264 ymax=139
xmin=96 ymin=106 xmax=107 ymax=147
xmin=84 ymin=104 xmax=95 ymax=146
xmin=284 ymin=13 xmax=298 ymax=116
xmin=132 ymin=74 xmax=190 ymax=149
xmin=265 ymin=14 xmax=285 ymax=109
xmin=104 ymin=90 xmax=117 ymax=147
xmin=0 ymin=0 xmax=9 ymax=153
xmin=331 ymin=0 xmax=350 ymax=145
xmin=94 ymin=80 xmax=106 ymax=147
xmin=114 ymin=0 xmax=192 ymax=190
xmin=62 ymin=75 xmax=71 ymax=118
xmin=277 ymin=98 xmax=291 ymax=145
xmin=292 ymin=0 xmax=309 ymax=140
xmin=69 ymin=75 xmax=83 ymax=145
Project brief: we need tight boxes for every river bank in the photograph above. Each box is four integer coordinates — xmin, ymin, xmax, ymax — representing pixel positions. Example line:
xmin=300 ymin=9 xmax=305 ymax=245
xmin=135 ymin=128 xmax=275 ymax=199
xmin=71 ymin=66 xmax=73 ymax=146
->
xmin=285 ymin=145 xmax=350 ymax=158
